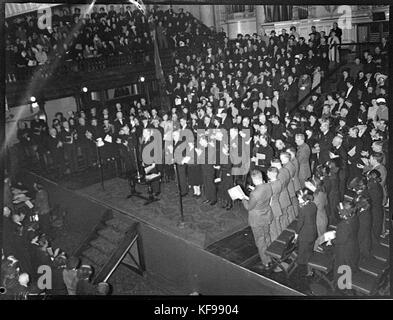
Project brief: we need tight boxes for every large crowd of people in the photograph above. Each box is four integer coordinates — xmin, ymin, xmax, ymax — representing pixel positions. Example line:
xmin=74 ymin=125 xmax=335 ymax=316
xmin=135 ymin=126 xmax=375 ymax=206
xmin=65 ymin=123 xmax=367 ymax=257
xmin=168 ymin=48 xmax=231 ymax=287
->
xmin=5 ymin=5 xmax=208 ymax=81
xmin=4 ymin=5 xmax=390 ymax=296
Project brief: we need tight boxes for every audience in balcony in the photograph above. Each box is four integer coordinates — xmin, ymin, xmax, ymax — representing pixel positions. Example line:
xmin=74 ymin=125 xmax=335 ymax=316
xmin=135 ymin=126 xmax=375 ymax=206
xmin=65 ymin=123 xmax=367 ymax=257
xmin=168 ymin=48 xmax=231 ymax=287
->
xmin=5 ymin=5 xmax=205 ymax=81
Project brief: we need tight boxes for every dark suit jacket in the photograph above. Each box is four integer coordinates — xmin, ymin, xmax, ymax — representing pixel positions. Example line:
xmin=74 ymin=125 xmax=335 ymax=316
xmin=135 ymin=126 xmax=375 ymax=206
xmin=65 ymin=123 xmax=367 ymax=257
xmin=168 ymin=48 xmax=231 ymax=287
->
xmin=345 ymin=137 xmax=362 ymax=166
xmin=296 ymin=201 xmax=317 ymax=242
xmin=344 ymin=86 xmax=357 ymax=102
xmin=318 ymin=130 xmax=334 ymax=165
xmin=330 ymin=145 xmax=347 ymax=169
xmin=221 ymin=114 xmax=233 ymax=131
xmin=333 ymin=214 xmax=360 ymax=273
xmin=46 ymin=135 xmax=62 ymax=154
xmin=113 ymin=119 xmax=128 ymax=134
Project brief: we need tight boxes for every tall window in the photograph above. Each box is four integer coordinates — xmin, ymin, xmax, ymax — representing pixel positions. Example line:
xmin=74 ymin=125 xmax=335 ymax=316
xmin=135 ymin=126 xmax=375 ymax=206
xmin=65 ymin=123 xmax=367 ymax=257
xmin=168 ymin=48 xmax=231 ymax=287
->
xmin=265 ymin=5 xmax=294 ymax=22
xmin=227 ymin=5 xmax=255 ymax=16
xmin=230 ymin=5 xmax=246 ymax=13
xmin=298 ymin=5 xmax=309 ymax=19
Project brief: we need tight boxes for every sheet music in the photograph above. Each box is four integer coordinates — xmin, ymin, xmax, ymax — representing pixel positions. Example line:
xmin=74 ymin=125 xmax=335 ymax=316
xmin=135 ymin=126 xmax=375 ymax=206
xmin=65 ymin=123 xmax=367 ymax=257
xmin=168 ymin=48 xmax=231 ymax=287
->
xmin=329 ymin=151 xmax=339 ymax=159
xmin=215 ymin=131 xmax=224 ymax=141
xmin=145 ymin=173 xmax=161 ymax=181
xmin=347 ymin=146 xmax=356 ymax=157
xmin=25 ymin=200 xmax=34 ymax=209
xmin=182 ymin=156 xmax=191 ymax=164
xmin=361 ymin=157 xmax=369 ymax=165
xmin=228 ymin=185 xmax=248 ymax=201
xmin=195 ymin=148 xmax=202 ymax=157
xmin=104 ymin=135 xmax=112 ymax=143
xmin=316 ymin=231 xmax=336 ymax=246
xmin=96 ymin=139 xmax=105 ymax=147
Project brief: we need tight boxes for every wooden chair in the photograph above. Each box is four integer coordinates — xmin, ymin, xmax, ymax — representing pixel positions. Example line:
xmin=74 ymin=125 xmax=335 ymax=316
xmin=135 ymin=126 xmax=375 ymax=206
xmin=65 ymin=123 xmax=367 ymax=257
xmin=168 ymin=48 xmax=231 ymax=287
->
xmin=265 ymin=233 xmax=298 ymax=279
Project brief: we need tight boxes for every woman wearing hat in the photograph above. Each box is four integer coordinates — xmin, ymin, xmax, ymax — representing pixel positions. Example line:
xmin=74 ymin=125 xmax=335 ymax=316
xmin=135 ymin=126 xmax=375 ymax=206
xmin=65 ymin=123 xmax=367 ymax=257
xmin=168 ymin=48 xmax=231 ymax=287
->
xmin=294 ymin=188 xmax=317 ymax=269
xmin=331 ymin=200 xmax=360 ymax=284
xmin=366 ymin=170 xmax=384 ymax=248
xmin=355 ymin=185 xmax=372 ymax=260
xmin=324 ymin=159 xmax=341 ymax=225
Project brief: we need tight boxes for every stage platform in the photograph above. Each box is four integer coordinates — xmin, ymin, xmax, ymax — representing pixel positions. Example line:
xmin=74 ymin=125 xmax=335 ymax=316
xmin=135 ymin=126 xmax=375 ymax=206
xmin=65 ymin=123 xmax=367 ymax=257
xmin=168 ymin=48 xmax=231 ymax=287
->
xmin=75 ymin=177 xmax=314 ymax=294
xmin=23 ymin=169 xmax=303 ymax=295
xmin=76 ymin=177 xmax=249 ymax=248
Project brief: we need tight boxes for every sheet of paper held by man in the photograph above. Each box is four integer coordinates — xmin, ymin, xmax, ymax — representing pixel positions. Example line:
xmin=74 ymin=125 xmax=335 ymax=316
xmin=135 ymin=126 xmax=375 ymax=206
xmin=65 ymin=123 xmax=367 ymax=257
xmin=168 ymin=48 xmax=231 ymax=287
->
xmin=228 ymin=185 xmax=249 ymax=201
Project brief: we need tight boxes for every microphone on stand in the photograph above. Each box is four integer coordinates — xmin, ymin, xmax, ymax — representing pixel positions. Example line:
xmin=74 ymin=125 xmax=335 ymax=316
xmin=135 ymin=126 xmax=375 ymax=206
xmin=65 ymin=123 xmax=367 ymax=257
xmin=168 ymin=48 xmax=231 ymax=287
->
xmin=172 ymin=142 xmax=185 ymax=228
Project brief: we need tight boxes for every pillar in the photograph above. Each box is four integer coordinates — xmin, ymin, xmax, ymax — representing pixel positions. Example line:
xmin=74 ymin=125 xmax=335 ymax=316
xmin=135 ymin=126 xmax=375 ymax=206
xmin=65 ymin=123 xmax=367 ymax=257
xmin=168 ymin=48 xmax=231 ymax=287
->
xmin=292 ymin=6 xmax=299 ymax=20
xmin=200 ymin=5 xmax=215 ymax=28
xmin=255 ymin=5 xmax=266 ymax=35
xmin=75 ymin=93 xmax=82 ymax=112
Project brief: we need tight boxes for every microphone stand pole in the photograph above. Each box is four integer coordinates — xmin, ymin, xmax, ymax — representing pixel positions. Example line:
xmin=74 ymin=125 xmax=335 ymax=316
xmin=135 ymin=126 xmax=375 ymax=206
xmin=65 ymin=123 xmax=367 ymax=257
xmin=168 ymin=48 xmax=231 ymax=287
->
xmin=96 ymin=144 xmax=105 ymax=191
xmin=173 ymin=162 xmax=185 ymax=228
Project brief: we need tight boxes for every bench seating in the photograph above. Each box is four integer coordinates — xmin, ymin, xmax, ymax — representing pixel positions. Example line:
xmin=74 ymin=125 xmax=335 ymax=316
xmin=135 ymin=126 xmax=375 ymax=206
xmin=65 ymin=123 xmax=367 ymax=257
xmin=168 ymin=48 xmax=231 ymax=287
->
xmin=307 ymin=251 xmax=335 ymax=291
xmin=380 ymin=236 xmax=389 ymax=248
xmin=372 ymin=244 xmax=389 ymax=263
xmin=359 ymin=257 xmax=389 ymax=278
xmin=276 ymin=230 xmax=295 ymax=245
xmin=351 ymin=271 xmax=379 ymax=295
xmin=285 ymin=220 xmax=297 ymax=233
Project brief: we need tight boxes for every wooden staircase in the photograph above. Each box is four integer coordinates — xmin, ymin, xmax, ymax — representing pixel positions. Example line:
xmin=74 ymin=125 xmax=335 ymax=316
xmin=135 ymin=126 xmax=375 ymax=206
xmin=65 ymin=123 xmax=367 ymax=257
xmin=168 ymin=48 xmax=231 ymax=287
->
xmin=73 ymin=210 xmax=145 ymax=284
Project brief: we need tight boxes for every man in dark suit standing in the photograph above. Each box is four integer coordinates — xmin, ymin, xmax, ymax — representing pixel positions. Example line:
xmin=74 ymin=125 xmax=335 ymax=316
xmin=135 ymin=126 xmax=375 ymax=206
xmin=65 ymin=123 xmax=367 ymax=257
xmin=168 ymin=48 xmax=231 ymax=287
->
xmin=76 ymin=117 xmax=94 ymax=168
xmin=242 ymin=170 xmax=273 ymax=270
xmin=173 ymin=118 xmax=190 ymax=197
xmin=283 ymin=75 xmax=298 ymax=113
xmin=113 ymin=111 xmax=128 ymax=136
xmin=344 ymin=78 xmax=357 ymax=103
xmin=59 ymin=121 xmax=77 ymax=174
xmin=201 ymin=115 xmax=217 ymax=205
xmin=344 ymin=99 xmax=359 ymax=127
xmin=345 ymin=126 xmax=363 ymax=182
xmin=45 ymin=128 xmax=66 ymax=178
xmin=118 ymin=125 xmax=140 ymax=195
xmin=317 ymin=120 xmax=334 ymax=166
xmin=219 ymin=109 xmax=233 ymax=131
